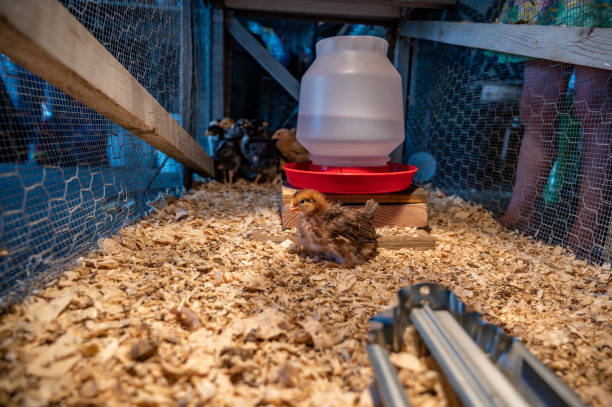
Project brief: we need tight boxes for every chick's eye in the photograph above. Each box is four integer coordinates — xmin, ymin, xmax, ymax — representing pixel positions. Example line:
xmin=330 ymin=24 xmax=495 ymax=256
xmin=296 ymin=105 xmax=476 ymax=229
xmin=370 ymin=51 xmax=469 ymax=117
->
xmin=300 ymin=199 xmax=306 ymax=204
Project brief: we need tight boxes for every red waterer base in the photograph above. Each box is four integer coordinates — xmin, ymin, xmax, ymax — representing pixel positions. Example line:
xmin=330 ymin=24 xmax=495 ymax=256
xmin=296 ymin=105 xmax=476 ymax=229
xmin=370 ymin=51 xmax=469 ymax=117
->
xmin=283 ymin=162 xmax=418 ymax=194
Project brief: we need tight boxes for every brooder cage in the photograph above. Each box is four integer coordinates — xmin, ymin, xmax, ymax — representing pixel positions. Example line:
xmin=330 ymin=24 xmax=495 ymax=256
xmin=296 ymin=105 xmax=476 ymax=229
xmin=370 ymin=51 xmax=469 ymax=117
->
xmin=0 ymin=1 xmax=610 ymax=406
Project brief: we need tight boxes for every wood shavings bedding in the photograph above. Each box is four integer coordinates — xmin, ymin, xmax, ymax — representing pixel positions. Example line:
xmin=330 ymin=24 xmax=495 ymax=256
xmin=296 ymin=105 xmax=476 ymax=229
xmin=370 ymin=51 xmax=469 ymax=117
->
xmin=0 ymin=180 xmax=609 ymax=406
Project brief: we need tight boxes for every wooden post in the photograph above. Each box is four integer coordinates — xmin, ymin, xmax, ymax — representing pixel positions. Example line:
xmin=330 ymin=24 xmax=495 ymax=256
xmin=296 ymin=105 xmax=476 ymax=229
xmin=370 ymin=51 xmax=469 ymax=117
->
xmin=0 ymin=0 xmax=214 ymax=176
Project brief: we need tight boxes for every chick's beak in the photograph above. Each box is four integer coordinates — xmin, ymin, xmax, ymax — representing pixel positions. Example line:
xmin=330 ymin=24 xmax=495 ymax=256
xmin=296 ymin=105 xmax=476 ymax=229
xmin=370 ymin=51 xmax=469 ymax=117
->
xmin=289 ymin=205 xmax=299 ymax=213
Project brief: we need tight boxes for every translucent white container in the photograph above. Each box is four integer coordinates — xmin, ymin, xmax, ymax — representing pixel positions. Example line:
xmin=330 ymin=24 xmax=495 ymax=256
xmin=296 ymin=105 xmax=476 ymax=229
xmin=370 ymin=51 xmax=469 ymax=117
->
xmin=296 ymin=36 xmax=404 ymax=167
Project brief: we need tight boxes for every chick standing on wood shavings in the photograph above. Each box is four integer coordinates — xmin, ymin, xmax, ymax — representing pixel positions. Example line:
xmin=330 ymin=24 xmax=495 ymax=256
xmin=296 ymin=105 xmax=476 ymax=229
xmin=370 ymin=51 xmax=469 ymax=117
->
xmin=240 ymin=119 xmax=281 ymax=183
xmin=289 ymin=189 xmax=379 ymax=267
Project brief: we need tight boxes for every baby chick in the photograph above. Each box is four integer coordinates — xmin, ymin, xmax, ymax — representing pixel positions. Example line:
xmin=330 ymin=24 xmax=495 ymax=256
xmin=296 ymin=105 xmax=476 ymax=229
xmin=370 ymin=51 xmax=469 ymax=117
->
xmin=213 ymin=138 xmax=242 ymax=184
xmin=272 ymin=128 xmax=310 ymax=163
xmin=240 ymin=124 xmax=281 ymax=184
xmin=290 ymin=189 xmax=378 ymax=267
xmin=227 ymin=118 xmax=253 ymax=140
xmin=206 ymin=124 xmax=225 ymax=139
xmin=251 ymin=119 xmax=270 ymax=139
xmin=218 ymin=117 xmax=235 ymax=130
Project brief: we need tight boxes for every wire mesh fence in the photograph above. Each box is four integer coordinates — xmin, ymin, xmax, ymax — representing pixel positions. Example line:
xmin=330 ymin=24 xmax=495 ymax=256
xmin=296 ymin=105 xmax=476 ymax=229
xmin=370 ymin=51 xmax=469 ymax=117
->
xmin=0 ymin=0 xmax=202 ymax=307
xmin=405 ymin=0 xmax=612 ymax=264
xmin=1 ymin=0 xmax=610 ymax=309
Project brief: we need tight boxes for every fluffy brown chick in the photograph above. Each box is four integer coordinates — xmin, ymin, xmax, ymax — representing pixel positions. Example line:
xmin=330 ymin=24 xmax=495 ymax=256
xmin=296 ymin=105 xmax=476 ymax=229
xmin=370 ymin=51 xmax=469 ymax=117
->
xmin=272 ymin=128 xmax=310 ymax=163
xmin=290 ymin=189 xmax=378 ymax=267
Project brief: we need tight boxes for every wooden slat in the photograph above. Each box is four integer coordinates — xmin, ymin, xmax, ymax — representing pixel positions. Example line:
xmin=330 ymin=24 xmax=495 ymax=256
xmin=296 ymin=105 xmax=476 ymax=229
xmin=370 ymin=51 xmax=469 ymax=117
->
xmin=280 ymin=202 xmax=428 ymax=229
xmin=282 ymin=184 xmax=427 ymax=204
xmin=0 ymin=0 xmax=214 ymax=176
xmin=225 ymin=0 xmax=455 ymax=19
xmin=228 ymin=16 xmax=300 ymax=101
xmin=378 ymin=230 xmax=435 ymax=250
xmin=252 ymin=230 xmax=436 ymax=250
xmin=225 ymin=0 xmax=400 ymax=20
xmin=402 ymin=21 xmax=612 ymax=70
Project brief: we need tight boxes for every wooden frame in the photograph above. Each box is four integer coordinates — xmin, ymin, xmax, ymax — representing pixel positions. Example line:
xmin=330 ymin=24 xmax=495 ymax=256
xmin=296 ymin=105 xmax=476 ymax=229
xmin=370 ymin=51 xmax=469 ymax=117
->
xmin=225 ymin=0 xmax=454 ymax=21
xmin=225 ymin=0 xmax=400 ymax=20
xmin=0 ymin=0 xmax=214 ymax=176
xmin=402 ymin=21 xmax=612 ymax=70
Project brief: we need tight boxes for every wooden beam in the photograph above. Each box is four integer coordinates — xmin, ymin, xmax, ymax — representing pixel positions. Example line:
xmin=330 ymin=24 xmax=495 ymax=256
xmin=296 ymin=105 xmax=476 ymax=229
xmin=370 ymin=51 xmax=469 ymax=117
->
xmin=251 ymin=230 xmax=436 ymax=250
xmin=402 ymin=21 xmax=612 ymax=70
xmin=225 ymin=0 xmax=400 ymax=20
xmin=0 ymin=0 xmax=214 ymax=176
xmin=225 ymin=0 xmax=455 ymax=20
xmin=228 ymin=16 xmax=300 ymax=101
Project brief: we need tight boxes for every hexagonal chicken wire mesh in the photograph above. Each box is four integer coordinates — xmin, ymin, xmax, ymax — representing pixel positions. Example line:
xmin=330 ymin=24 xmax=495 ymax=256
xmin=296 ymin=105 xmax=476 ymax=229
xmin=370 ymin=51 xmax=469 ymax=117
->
xmin=405 ymin=0 xmax=611 ymax=264
xmin=0 ymin=0 xmax=211 ymax=307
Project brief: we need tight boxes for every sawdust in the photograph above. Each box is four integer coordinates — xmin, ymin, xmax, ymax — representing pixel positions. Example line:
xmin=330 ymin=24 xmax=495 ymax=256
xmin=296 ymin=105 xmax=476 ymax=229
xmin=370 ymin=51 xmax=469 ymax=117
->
xmin=0 ymin=180 xmax=610 ymax=406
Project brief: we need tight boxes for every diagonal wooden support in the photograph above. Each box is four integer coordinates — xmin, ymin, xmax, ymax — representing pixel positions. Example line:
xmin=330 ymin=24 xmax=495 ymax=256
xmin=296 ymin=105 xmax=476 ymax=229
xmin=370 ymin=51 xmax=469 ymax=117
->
xmin=228 ymin=16 xmax=300 ymax=101
xmin=0 ymin=0 xmax=214 ymax=176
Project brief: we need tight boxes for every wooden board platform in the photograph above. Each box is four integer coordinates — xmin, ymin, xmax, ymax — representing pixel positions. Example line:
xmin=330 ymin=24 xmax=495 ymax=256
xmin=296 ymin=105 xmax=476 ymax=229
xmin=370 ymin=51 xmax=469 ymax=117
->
xmin=280 ymin=184 xmax=428 ymax=229
xmin=252 ymin=230 xmax=436 ymax=251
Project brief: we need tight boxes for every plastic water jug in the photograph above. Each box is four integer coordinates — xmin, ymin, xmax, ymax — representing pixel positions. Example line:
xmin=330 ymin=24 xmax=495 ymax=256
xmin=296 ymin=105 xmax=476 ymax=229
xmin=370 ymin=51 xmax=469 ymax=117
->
xmin=296 ymin=36 xmax=404 ymax=167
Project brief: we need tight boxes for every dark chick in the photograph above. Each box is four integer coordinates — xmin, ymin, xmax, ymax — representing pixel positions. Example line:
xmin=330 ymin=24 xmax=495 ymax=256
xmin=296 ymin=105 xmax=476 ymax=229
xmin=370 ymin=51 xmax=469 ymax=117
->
xmin=206 ymin=124 xmax=225 ymax=139
xmin=226 ymin=118 xmax=253 ymax=140
xmin=240 ymin=127 xmax=281 ymax=184
xmin=213 ymin=138 xmax=242 ymax=184
xmin=250 ymin=119 xmax=270 ymax=138
xmin=289 ymin=189 xmax=378 ymax=267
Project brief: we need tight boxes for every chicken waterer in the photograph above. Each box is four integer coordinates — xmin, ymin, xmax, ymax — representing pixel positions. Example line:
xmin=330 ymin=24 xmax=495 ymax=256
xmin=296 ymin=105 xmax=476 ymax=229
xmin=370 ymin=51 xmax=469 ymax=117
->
xmin=285 ymin=35 xmax=417 ymax=194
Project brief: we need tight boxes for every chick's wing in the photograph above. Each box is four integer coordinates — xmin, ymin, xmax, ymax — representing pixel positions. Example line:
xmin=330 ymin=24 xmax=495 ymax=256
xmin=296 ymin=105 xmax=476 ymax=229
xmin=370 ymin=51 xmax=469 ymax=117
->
xmin=326 ymin=207 xmax=377 ymax=243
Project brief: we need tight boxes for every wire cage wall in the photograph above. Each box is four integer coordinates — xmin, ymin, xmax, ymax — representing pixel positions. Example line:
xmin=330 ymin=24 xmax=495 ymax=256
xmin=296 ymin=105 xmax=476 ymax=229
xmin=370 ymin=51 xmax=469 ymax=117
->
xmin=404 ymin=1 xmax=612 ymax=265
xmin=0 ymin=0 xmax=610 ymax=310
xmin=0 ymin=0 xmax=215 ymax=307
xmin=0 ymin=1 xmax=611 ymax=406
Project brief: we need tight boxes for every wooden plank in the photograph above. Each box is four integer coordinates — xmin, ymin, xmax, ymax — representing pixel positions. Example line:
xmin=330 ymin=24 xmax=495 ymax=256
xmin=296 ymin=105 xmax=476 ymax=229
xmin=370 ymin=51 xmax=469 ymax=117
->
xmin=225 ymin=0 xmax=400 ymax=20
xmin=282 ymin=183 xmax=427 ymax=205
xmin=480 ymin=83 xmax=522 ymax=103
xmin=280 ymin=202 xmax=428 ymax=229
xmin=378 ymin=230 xmax=435 ymax=250
xmin=252 ymin=230 xmax=436 ymax=250
xmin=401 ymin=21 xmax=612 ymax=70
xmin=225 ymin=0 xmax=455 ymax=19
xmin=228 ymin=16 xmax=300 ymax=101
xmin=0 ymin=0 xmax=214 ymax=176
